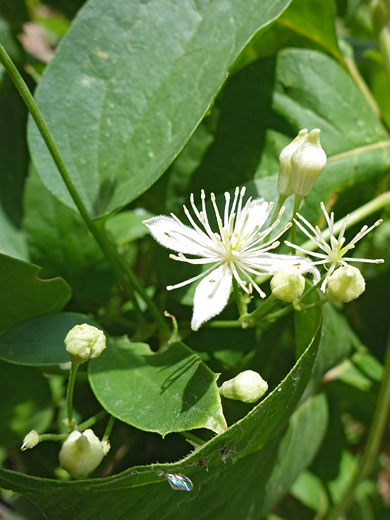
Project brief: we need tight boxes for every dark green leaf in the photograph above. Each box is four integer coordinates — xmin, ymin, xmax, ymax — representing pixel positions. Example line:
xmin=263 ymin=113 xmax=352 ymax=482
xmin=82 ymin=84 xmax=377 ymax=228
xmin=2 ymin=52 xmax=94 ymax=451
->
xmin=89 ymin=339 xmax=227 ymax=435
xmin=0 ymin=254 xmax=71 ymax=332
xmin=28 ymin=0 xmax=292 ymax=217
xmin=0 ymin=313 xmax=98 ymax=367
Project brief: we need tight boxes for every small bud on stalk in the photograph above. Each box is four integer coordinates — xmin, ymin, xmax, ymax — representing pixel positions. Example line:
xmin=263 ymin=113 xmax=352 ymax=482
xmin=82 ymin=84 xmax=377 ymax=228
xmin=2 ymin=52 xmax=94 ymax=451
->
xmin=327 ymin=265 xmax=366 ymax=303
xmin=270 ymin=268 xmax=305 ymax=302
xmin=59 ymin=429 xmax=106 ymax=479
xmin=290 ymin=128 xmax=327 ymax=197
xmin=277 ymin=129 xmax=308 ymax=197
xmin=65 ymin=324 xmax=106 ymax=364
xmin=219 ymin=370 xmax=268 ymax=404
xmin=21 ymin=430 xmax=39 ymax=451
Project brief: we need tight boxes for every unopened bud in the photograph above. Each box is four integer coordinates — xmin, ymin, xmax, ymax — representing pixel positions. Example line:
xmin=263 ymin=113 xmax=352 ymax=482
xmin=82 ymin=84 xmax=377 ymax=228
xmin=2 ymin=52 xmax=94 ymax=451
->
xmin=65 ymin=324 xmax=106 ymax=364
xmin=21 ymin=430 xmax=39 ymax=451
xmin=219 ymin=370 xmax=268 ymax=404
xmin=327 ymin=265 xmax=365 ymax=303
xmin=290 ymin=128 xmax=327 ymax=197
xmin=271 ymin=268 xmax=305 ymax=302
xmin=277 ymin=129 xmax=308 ymax=197
xmin=59 ymin=429 xmax=105 ymax=479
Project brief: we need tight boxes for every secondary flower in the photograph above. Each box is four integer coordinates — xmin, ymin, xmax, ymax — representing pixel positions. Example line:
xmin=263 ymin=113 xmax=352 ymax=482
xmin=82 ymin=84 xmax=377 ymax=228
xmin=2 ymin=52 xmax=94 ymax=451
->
xmin=59 ymin=429 xmax=106 ymax=479
xmin=144 ymin=187 xmax=318 ymax=330
xmin=285 ymin=202 xmax=384 ymax=292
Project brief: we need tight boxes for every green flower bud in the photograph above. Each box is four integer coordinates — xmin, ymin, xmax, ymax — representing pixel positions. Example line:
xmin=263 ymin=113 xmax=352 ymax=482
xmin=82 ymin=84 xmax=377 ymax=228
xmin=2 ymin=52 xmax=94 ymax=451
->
xmin=327 ymin=265 xmax=365 ymax=303
xmin=290 ymin=128 xmax=327 ymax=197
xmin=220 ymin=370 xmax=268 ymax=404
xmin=277 ymin=129 xmax=308 ymax=197
xmin=65 ymin=324 xmax=106 ymax=364
xmin=21 ymin=430 xmax=39 ymax=451
xmin=270 ymin=268 xmax=305 ymax=302
xmin=59 ymin=429 xmax=105 ymax=479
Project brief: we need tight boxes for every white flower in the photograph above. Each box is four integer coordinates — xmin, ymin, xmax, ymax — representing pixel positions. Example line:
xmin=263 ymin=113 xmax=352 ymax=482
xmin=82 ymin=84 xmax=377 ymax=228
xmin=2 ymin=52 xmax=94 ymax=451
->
xmin=144 ymin=187 xmax=318 ymax=330
xmin=285 ymin=202 xmax=384 ymax=292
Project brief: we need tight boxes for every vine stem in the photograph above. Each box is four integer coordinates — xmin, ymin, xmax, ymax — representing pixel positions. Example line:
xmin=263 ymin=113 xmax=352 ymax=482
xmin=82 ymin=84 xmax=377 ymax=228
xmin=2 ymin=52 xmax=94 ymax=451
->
xmin=0 ymin=42 xmax=169 ymax=339
xmin=326 ymin=329 xmax=390 ymax=520
xmin=66 ymin=362 xmax=79 ymax=430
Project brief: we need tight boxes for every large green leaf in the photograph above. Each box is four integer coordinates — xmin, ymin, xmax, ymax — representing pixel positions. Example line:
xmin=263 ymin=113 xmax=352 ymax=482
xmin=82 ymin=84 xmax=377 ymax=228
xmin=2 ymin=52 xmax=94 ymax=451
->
xmin=28 ymin=0 xmax=291 ymax=218
xmin=184 ymin=48 xmax=389 ymax=221
xmin=89 ymin=339 xmax=227 ymax=435
xmin=0 ymin=307 xmax=322 ymax=519
xmin=0 ymin=312 xmax=98 ymax=367
xmin=0 ymin=254 xmax=71 ymax=332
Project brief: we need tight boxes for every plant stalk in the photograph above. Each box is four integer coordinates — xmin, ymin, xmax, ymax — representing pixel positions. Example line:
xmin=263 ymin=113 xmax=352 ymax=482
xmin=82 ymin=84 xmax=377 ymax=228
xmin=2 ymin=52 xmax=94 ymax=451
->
xmin=66 ymin=362 xmax=79 ymax=430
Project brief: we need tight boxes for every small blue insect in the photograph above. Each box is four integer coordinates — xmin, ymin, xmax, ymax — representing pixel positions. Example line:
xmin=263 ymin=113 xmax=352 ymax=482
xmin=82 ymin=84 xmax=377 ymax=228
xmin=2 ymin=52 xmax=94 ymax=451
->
xmin=166 ymin=473 xmax=193 ymax=492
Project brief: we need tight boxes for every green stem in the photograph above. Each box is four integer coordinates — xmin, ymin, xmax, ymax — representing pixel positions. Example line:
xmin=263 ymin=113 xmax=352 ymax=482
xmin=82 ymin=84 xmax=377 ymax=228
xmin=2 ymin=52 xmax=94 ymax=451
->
xmin=300 ymin=191 xmax=390 ymax=253
xmin=78 ymin=410 xmax=107 ymax=431
xmin=233 ymin=279 xmax=248 ymax=316
xmin=372 ymin=0 xmax=390 ymax=98
xmin=270 ymin=194 xmax=288 ymax=225
xmin=241 ymin=294 xmax=277 ymax=327
xmin=289 ymin=194 xmax=303 ymax=248
xmin=0 ymin=42 xmax=168 ymax=339
xmin=205 ymin=320 xmax=243 ymax=328
xmin=103 ymin=415 xmax=116 ymax=441
xmin=66 ymin=362 xmax=79 ymax=430
xmin=326 ymin=329 xmax=390 ymax=520
xmin=178 ymin=431 xmax=206 ymax=446
xmin=38 ymin=433 xmax=68 ymax=442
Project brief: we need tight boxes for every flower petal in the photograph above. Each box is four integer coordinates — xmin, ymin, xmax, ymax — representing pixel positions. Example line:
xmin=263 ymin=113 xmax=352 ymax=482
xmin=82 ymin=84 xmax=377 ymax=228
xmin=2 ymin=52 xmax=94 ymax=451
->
xmin=143 ymin=216 xmax=218 ymax=256
xmin=191 ymin=265 xmax=232 ymax=331
xmin=236 ymin=199 xmax=271 ymax=237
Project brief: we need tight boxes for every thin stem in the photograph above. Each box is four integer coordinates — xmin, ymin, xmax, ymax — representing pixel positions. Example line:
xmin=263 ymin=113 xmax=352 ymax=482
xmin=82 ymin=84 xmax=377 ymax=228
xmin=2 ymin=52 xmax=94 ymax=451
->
xmin=38 ymin=433 xmax=68 ymax=442
xmin=241 ymin=294 xmax=277 ymax=327
xmin=289 ymin=194 xmax=303 ymax=249
xmin=233 ymin=279 xmax=248 ymax=316
xmin=78 ymin=410 xmax=107 ymax=431
xmin=66 ymin=362 xmax=79 ymax=430
xmin=103 ymin=415 xmax=116 ymax=441
xmin=178 ymin=431 xmax=206 ymax=446
xmin=205 ymin=320 xmax=244 ymax=328
xmin=0 ymin=42 xmax=168 ymax=339
xmin=270 ymin=194 xmax=287 ymax=225
xmin=326 ymin=329 xmax=390 ymax=520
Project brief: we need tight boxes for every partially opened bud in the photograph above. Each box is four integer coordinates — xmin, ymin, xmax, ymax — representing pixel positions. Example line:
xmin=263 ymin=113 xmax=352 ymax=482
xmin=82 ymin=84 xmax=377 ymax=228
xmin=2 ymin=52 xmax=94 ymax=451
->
xmin=65 ymin=324 xmax=106 ymax=364
xmin=59 ymin=429 xmax=105 ymax=479
xmin=277 ymin=129 xmax=308 ymax=197
xmin=21 ymin=430 xmax=39 ymax=451
xmin=271 ymin=268 xmax=305 ymax=302
xmin=220 ymin=370 xmax=268 ymax=404
xmin=327 ymin=265 xmax=365 ymax=303
xmin=291 ymin=128 xmax=327 ymax=197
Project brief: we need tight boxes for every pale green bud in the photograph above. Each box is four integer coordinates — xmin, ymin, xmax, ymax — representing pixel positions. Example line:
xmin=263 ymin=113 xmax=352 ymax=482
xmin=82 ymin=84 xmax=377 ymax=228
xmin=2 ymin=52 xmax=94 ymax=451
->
xmin=277 ymin=129 xmax=308 ymax=197
xmin=290 ymin=128 xmax=327 ymax=197
xmin=59 ymin=429 xmax=105 ymax=479
xmin=327 ymin=265 xmax=365 ymax=303
xmin=220 ymin=370 xmax=268 ymax=404
xmin=270 ymin=268 xmax=305 ymax=302
xmin=21 ymin=430 xmax=39 ymax=451
xmin=65 ymin=324 xmax=106 ymax=364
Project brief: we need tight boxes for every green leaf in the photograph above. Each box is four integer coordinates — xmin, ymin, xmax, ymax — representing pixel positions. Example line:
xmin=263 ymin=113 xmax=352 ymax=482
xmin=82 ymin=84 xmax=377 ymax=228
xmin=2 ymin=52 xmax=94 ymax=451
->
xmin=0 ymin=254 xmax=71 ymax=333
xmin=89 ymin=339 xmax=227 ymax=435
xmin=23 ymin=168 xmax=115 ymax=305
xmin=0 ymin=361 xmax=53 ymax=446
xmin=0 ymin=313 xmax=98 ymax=367
xmin=106 ymin=208 xmax=154 ymax=246
xmin=28 ymin=0 xmax=292 ymax=218
xmin=185 ymin=48 xmax=389 ymax=218
xmin=0 ymin=305 xmax=322 ymax=519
